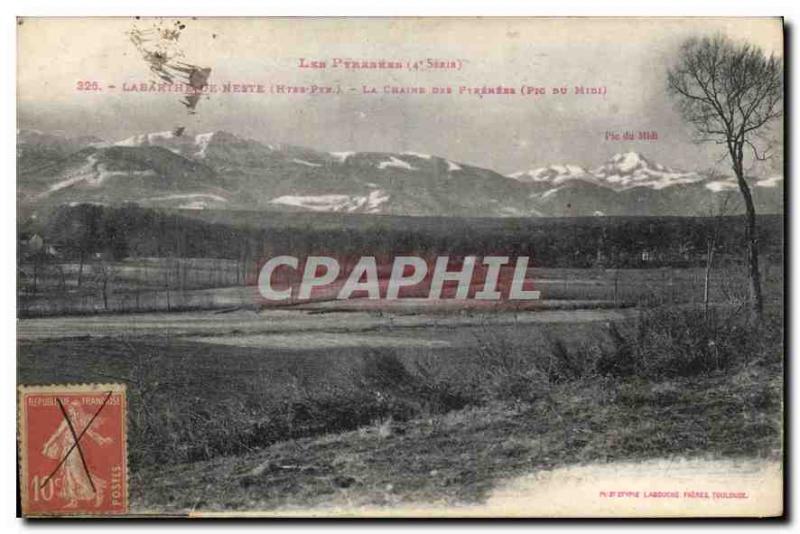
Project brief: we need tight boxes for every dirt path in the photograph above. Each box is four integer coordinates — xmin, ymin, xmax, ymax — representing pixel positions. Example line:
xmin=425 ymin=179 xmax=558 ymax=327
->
xmin=17 ymin=307 xmax=638 ymax=341
xmin=192 ymin=458 xmax=782 ymax=518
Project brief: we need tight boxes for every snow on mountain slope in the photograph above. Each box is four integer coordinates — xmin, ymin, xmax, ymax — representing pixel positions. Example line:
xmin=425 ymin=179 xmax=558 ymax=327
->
xmin=446 ymin=160 xmax=462 ymax=172
xmin=39 ymin=154 xmax=160 ymax=196
xmin=143 ymin=193 xmax=230 ymax=210
xmin=193 ymin=132 xmax=216 ymax=159
xmin=377 ymin=156 xmax=417 ymax=171
xmin=510 ymin=152 xmax=703 ymax=190
xmin=116 ymin=130 xmax=182 ymax=149
xmin=510 ymin=164 xmax=590 ymax=185
xmin=292 ymin=158 xmax=323 ymax=168
xmin=18 ymin=142 xmax=222 ymax=211
xmin=591 ymin=152 xmax=703 ymax=189
xmin=18 ymin=131 xmax=783 ymax=218
xmin=403 ymin=151 xmax=432 ymax=160
xmin=17 ymin=129 xmax=107 ymax=174
xmin=512 ymin=151 xmax=782 ymax=216
xmin=116 ymin=130 xmax=278 ymax=167
xmin=270 ymin=190 xmax=391 ymax=213
xmin=330 ymin=151 xmax=354 ymax=163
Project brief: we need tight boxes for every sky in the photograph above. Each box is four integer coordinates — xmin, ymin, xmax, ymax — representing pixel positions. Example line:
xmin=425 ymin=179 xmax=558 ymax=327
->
xmin=17 ymin=17 xmax=783 ymax=174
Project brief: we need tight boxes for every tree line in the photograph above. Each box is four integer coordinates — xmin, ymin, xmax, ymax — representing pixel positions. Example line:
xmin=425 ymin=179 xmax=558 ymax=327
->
xmin=21 ymin=203 xmax=784 ymax=270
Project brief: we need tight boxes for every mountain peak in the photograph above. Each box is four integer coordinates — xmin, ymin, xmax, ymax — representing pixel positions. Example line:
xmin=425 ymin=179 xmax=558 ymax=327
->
xmin=194 ymin=130 xmax=244 ymax=143
xmin=115 ymin=130 xmax=176 ymax=147
xmin=111 ymin=129 xmax=278 ymax=161
xmin=602 ymin=152 xmax=662 ymax=174
xmin=509 ymin=152 xmax=704 ymax=191
xmin=116 ymin=129 xmax=243 ymax=147
xmin=508 ymin=164 xmax=589 ymax=184
xmin=592 ymin=152 xmax=702 ymax=189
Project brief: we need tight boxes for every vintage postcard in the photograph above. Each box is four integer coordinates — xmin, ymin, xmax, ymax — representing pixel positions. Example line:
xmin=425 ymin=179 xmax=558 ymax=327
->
xmin=16 ymin=17 xmax=784 ymax=518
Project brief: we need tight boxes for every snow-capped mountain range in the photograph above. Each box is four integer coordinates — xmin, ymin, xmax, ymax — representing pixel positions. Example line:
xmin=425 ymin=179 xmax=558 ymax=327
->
xmin=17 ymin=129 xmax=783 ymax=218
xmin=510 ymin=151 xmax=781 ymax=192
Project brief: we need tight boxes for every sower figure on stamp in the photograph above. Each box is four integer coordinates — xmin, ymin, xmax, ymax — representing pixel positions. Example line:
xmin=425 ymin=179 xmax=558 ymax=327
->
xmin=41 ymin=400 xmax=112 ymax=508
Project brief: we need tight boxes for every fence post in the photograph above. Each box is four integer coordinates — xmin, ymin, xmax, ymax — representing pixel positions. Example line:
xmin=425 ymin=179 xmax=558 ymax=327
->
xmin=670 ymin=270 xmax=675 ymax=303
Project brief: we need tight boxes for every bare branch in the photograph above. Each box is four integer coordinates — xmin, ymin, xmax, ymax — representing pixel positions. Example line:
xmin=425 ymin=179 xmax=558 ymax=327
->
xmin=744 ymin=139 xmax=771 ymax=161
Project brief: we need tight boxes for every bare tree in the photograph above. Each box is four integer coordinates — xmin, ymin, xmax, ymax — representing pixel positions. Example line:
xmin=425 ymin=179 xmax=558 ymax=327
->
xmin=91 ymin=257 xmax=118 ymax=311
xmin=667 ymin=34 xmax=782 ymax=320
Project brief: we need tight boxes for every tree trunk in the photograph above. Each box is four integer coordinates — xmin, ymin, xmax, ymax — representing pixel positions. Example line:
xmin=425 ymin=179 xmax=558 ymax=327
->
xmin=704 ymin=240 xmax=714 ymax=319
xmin=77 ymin=251 xmax=85 ymax=288
xmin=744 ymin=208 xmax=764 ymax=320
xmin=731 ymin=149 xmax=764 ymax=321
xmin=32 ymin=258 xmax=38 ymax=294
xmin=102 ymin=278 xmax=109 ymax=310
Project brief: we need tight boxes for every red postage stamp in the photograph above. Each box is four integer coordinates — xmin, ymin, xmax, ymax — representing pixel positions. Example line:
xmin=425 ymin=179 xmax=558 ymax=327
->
xmin=18 ymin=384 xmax=128 ymax=517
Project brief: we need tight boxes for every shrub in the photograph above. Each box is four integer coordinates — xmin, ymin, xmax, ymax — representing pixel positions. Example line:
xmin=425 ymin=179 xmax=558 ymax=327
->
xmin=544 ymin=338 xmax=596 ymax=384
xmin=596 ymin=306 xmax=782 ymax=380
xmin=123 ymin=306 xmax=782 ymax=468
xmin=469 ymin=328 xmax=550 ymax=403
xmin=355 ymin=351 xmax=476 ymax=416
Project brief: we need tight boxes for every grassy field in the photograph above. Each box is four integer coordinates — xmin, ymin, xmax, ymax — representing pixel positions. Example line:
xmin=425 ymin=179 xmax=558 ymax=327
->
xmin=130 ymin=363 xmax=782 ymax=512
xmin=18 ymin=312 xmax=622 ymax=465
xmin=17 ymin=297 xmax=784 ymax=512
xmin=18 ymin=263 xmax=783 ymax=316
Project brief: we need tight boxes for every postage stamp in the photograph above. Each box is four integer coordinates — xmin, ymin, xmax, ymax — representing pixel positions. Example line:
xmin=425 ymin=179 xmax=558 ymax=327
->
xmin=18 ymin=384 xmax=128 ymax=517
